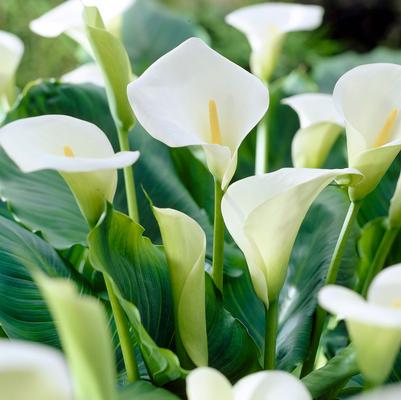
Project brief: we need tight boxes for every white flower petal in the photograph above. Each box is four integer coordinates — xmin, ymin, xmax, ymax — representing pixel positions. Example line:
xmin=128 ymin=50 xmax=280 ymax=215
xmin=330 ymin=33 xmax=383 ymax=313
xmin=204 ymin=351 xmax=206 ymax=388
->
xmin=128 ymin=37 xmax=268 ymax=185
xmin=368 ymin=264 xmax=401 ymax=308
xmin=233 ymin=371 xmax=311 ymax=400
xmin=62 ymin=63 xmax=105 ymax=86
xmin=351 ymin=384 xmax=401 ymax=400
xmin=186 ymin=367 xmax=234 ymax=400
xmin=0 ymin=340 xmax=73 ymax=400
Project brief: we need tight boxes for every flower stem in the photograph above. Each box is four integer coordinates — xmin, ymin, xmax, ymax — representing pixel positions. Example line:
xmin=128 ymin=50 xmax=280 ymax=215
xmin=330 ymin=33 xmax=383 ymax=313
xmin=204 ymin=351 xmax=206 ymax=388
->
xmin=360 ymin=226 xmax=399 ymax=297
xmin=117 ymin=126 xmax=140 ymax=223
xmin=212 ymin=179 xmax=225 ymax=291
xmin=255 ymin=113 xmax=270 ymax=174
xmin=301 ymin=201 xmax=361 ymax=376
xmin=264 ymin=300 xmax=278 ymax=369
xmin=104 ymin=275 xmax=139 ymax=382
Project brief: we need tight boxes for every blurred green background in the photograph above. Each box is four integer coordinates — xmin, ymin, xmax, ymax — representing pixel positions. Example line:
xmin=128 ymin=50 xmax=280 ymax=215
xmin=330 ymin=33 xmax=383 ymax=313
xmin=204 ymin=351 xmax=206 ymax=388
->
xmin=1 ymin=0 xmax=401 ymax=87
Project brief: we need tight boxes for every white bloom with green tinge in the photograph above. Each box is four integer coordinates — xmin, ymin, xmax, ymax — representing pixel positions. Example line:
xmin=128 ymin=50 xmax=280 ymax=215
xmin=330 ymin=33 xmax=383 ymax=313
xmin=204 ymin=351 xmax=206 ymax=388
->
xmin=333 ymin=63 xmax=401 ymax=201
xmin=0 ymin=115 xmax=139 ymax=225
xmin=186 ymin=367 xmax=311 ymax=400
xmin=226 ymin=3 xmax=323 ymax=81
xmin=319 ymin=264 xmax=401 ymax=385
xmin=0 ymin=340 xmax=72 ymax=400
xmin=283 ymin=94 xmax=343 ymax=168
xmin=62 ymin=62 xmax=105 ymax=87
xmin=30 ymin=0 xmax=133 ymax=51
xmin=221 ymin=167 xmax=362 ymax=306
xmin=127 ymin=38 xmax=269 ymax=189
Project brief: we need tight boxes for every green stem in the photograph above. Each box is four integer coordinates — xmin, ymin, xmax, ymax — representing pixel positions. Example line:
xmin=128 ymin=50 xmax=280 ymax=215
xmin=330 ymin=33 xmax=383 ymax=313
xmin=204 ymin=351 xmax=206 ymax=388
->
xmin=211 ymin=179 xmax=225 ymax=291
xmin=264 ymin=300 xmax=278 ymax=369
xmin=301 ymin=201 xmax=361 ymax=377
xmin=117 ymin=126 xmax=139 ymax=223
xmin=360 ymin=226 xmax=399 ymax=297
xmin=255 ymin=117 xmax=269 ymax=174
xmin=104 ymin=276 xmax=139 ymax=382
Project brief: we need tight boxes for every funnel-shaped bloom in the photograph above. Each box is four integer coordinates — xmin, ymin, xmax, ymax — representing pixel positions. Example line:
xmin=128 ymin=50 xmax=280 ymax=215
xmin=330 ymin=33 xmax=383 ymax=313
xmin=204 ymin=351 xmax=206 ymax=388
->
xmin=319 ymin=264 xmax=401 ymax=385
xmin=62 ymin=63 xmax=105 ymax=86
xmin=333 ymin=63 xmax=401 ymax=201
xmin=0 ymin=115 xmax=139 ymax=226
xmin=226 ymin=3 xmax=323 ymax=81
xmin=222 ymin=168 xmax=362 ymax=305
xmin=127 ymin=38 xmax=269 ymax=189
xmin=0 ymin=340 xmax=72 ymax=400
xmin=0 ymin=30 xmax=24 ymax=107
xmin=30 ymin=0 xmax=133 ymax=52
xmin=283 ymin=94 xmax=344 ymax=168
xmin=186 ymin=367 xmax=311 ymax=400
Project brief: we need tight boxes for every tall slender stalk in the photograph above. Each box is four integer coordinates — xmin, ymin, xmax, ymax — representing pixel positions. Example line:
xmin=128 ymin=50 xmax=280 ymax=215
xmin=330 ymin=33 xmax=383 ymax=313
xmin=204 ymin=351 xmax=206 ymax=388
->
xmin=264 ymin=300 xmax=278 ymax=369
xmin=212 ymin=179 xmax=225 ymax=291
xmin=301 ymin=201 xmax=361 ymax=376
xmin=255 ymin=117 xmax=269 ymax=174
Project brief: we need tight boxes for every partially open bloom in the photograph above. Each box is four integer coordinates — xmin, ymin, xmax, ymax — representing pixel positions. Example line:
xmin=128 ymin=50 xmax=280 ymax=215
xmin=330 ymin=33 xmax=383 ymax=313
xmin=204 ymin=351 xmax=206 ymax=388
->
xmin=221 ymin=167 xmax=362 ymax=305
xmin=62 ymin=62 xmax=105 ymax=87
xmin=0 ymin=340 xmax=72 ymax=400
xmin=333 ymin=63 xmax=401 ymax=201
xmin=0 ymin=115 xmax=139 ymax=226
xmin=30 ymin=0 xmax=133 ymax=52
xmin=226 ymin=3 xmax=323 ymax=81
xmin=319 ymin=264 xmax=401 ymax=385
xmin=128 ymin=38 xmax=268 ymax=189
xmin=0 ymin=30 xmax=24 ymax=107
xmin=282 ymin=94 xmax=343 ymax=168
xmin=186 ymin=367 xmax=311 ymax=400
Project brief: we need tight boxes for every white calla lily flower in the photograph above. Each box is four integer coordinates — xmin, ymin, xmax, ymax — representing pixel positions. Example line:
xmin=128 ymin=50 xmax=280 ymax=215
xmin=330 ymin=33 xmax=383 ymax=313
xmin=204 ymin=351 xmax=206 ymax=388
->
xmin=333 ymin=63 xmax=401 ymax=201
xmin=0 ymin=115 xmax=139 ymax=226
xmin=127 ymin=38 xmax=268 ymax=189
xmin=62 ymin=62 xmax=105 ymax=86
xmin=282 ymin=94 xmax=344 ymax=168
xmin=222 ymin=167 xmax=362 ymax=305
xmin=186 ymin=367 xmax=311 ymax=400
xmin=226 ymin=3 xmax=323 ymax=81
xmin=30 ymin=0 xmax=133 ymax=52
xmin=0 ymin=340 xmax=73 ymax=400
xmin=0 ymin=30 xmax=24 ymax=108
xmin=319 ymin=264 xmax=401 ymax=385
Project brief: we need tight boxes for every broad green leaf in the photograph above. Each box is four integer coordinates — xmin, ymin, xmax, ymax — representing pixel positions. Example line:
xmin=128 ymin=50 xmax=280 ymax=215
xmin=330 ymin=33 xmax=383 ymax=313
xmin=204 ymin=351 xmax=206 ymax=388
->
xmin=153 ymin=207 xmax=208 ymax=367
xmin=122 ymin=0 xmax=209 ymax=75
xmin=119 ymin=381 xmax=179 ymax=400
xmin=302 ymin=345 xmax=359 ymax=399
xmin=36 ymin=274 xmax=117 ymax=400
xmin=84 ymin=6 xmax=135 ymax=131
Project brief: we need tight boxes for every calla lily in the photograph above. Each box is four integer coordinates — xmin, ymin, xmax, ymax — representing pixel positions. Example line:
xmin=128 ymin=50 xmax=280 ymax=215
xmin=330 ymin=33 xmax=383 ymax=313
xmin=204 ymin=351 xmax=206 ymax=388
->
xmin=319 ymin=264 xmax=401 ymax=385
xmin=222 ymin=167 xmax=362 ymax=306
xmin=30 ymin=0 xmax=133 ymax=52
xmin=225 ymin=3 xmax=324 ymax=81
xmin=153 ymin=207 xmax=208 ymax=367
xmin=0 ymin=30 xmax=24 ymax=108
xmin=333 ymin=63 xmax=401 ymax=201
xmin=62 ymin=62 xmax=105 ymax=86
xmin=127 ymin=37 xmax=269 ymax=189
xmin=186 ymin=367 xmax=311 ymax=400
xmin=0 ymin=115 xmax=139 ymax=226
xmin=282 ymin=94 xmax=344 ymax=168
xmin=0 ymin=340 xmax=72 ymax=400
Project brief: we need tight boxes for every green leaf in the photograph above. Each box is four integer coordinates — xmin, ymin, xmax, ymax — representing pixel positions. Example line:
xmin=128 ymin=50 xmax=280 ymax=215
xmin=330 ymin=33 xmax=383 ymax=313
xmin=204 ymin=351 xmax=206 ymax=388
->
xmin=119 ymin=381 xmax=180 ymax=400
xmin=122 ymin=0 xmax=209 ymax=75
xmin=36 ymin=274 xmax=117 ymax=400
xmin=84 ymin=6 xmax=135 ymax=130
xmin=302 ymin=345 xmax=359 ymax=399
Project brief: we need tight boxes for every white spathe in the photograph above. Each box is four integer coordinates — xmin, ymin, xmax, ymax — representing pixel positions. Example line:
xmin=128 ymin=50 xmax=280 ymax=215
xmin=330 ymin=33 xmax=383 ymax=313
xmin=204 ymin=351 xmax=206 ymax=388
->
xmin=0 ymin=115 xmax=139 ymax=225
xmin=0 ymin=340 xmax=73 ymax=400
xmin=186 ymin=367 xmax=311 ymax=400
xmin=333 ymin=63 xmax=401 ymax=201
xmin=283 ymin=93 xmax=344 ymax=168
xmin=30 ymin=0 xmax=133 ymax=51
xmin=226 ymin=3 xmax=323 ymax=81
xmin=222 ymin=167 xmax=362 ymax=305
xmin=319 ymin=264 xmax=401 ymax=385
xmin=62 ymin=62 xmax=105 ymax=86
xmin=127 ymin=37 xmax=269 ymax=189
